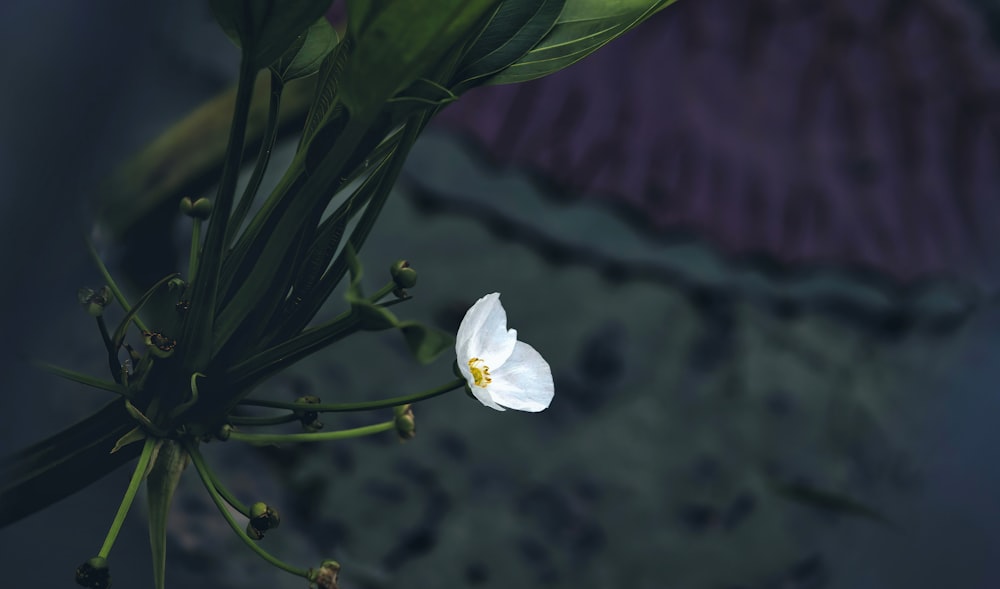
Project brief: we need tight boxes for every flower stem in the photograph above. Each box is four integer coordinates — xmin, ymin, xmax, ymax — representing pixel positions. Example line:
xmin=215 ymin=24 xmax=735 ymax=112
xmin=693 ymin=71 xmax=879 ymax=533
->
xmin=228 ymin=413 xmax=298 ymax=427
xmin=228 ymin=420 xmax=394 ymax=444
xmin=238 ymin=377 xmax=465 ymax=413
xmin=97 ymin=437 xmax=157 ymax=559
xmin=370 ymin=282 xmax=395 ymax=304
xmin=199 ymin=460 xmax=249 ymax=517
xmin=185 ymin=442 xmax=309 ymax=578
xmin=86 ymin=240 xmax=148 ymax=333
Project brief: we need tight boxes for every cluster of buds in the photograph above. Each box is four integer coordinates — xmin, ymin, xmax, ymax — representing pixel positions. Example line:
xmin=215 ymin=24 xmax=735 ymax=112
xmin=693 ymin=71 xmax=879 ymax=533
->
xmin=294 ymin=395 xmax=324 ymax=432
xmin=77 ymin=286 xmax=112 ymax=318
xmin=75 ymin=557 xmax=110 ymax=589
xmin=246 ymin=502 xmax=281 ymax=540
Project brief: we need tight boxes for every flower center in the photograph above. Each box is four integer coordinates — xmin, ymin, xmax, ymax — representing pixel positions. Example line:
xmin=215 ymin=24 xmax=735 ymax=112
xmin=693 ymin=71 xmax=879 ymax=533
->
xmin=467 ymin=357 xmax=492 ymax=388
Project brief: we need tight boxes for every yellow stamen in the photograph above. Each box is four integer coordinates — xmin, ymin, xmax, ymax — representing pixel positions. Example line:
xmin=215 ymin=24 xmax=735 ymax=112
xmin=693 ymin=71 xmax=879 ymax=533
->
xmin=468 ymin=357 xmax=492 ymax=388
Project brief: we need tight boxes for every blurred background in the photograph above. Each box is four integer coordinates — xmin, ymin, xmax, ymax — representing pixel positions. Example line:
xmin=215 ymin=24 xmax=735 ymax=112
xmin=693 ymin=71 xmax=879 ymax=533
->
xmin=2 ymin=1 xmax=1000 ymax=588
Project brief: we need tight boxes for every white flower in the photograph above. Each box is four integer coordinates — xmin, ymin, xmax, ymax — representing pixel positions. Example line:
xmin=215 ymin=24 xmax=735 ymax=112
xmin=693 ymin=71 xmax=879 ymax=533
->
xmin=456 ymin=293 xmax=554 ymax=412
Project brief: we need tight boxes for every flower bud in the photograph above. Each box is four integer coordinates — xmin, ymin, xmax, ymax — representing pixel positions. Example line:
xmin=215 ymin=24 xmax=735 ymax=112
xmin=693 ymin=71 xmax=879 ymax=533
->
xmin=294 ymin=395 xmax=323 ymax=432
xmin=390 ymin=260 xmax=417 ymax=289
xmin=393 ymin=404 xmax=416 ymax=441
xmin=167 ymin=277 xmax=187 ymax=291
xmin=179 ymin=196 xmax=213 ymax=219
xmin=143 ymin=330 xmax=177 ymax=358
xmin=311 ymin=560 xmax=341 ymax=589
xmin=75 ymin=556 xmax=111 ymax=589
xmin=78 ymin=286 xmax=112 ymax=318
xmin=215 ymin=423 xmax=233 ymax=441
xmin=248 ymin=501 xmax=281 ymax=538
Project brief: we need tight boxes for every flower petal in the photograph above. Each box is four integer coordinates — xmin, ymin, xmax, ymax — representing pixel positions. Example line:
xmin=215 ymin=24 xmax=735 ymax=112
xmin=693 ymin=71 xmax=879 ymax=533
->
xmin=469 ymin=386 xmax=507 ymax=411
xmin=486 ymin=341 xmax=554 ymax=412
xmin=455 ymin=292 xmax=517 ymax=367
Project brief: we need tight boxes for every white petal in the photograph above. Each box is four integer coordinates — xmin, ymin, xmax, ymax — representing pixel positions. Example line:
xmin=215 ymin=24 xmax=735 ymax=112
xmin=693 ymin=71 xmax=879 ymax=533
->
xmin=455 ymin=292 xmax=517 ymax=367
xmin=470 ymin=386 xmax=507 ymax=411
xmin=486 ymin=341 xmax=554 ymax=412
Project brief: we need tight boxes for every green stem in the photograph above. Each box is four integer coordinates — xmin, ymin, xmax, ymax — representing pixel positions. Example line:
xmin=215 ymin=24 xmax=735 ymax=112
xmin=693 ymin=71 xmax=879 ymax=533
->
xmin=229 ymin=413 xmax=299 ymax=426
xmin=86 ymin=240 xmax=148 ymax=333
xmin=229 ymin=420 xmax=394 ymax=444
xmin=98 ymin=437 xmax=157 ymax=559
xmin=239 ymin=377 xmax=465 ymax=413
xmin=202 ymin=466 xmax=249 ymax=517
xmin=369 ymin=282 xmax=395 ymax=304
xmin=185 ymin=442 xmax=308 ymax=578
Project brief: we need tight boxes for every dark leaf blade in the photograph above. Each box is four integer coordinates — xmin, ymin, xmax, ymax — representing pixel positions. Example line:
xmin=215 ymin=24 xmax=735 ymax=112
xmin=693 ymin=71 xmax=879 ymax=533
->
xmin=271 ymin=17 xmax=340 ymax=83
xmin=338 ymin=0 xmax=500 ymax=115
xmin=210 ymin=0 xmax=333 ymax=69
xmin=0 ymin=403 xmax=138 ymax=528
xmin=487 ymin=0 xmax=677 ymax=84
xmin=453 ymin=0 xmax=565 ymax=90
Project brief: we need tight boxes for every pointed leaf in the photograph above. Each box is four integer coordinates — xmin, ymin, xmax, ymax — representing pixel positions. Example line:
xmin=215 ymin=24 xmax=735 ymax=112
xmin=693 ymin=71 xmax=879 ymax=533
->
xmin=271 ymin=18 xmax=340 ymax=83
xmin=452 ymin=0 xmax=565 ymax=91
xmin=0 ymin=403 xmax=138 ymax=528
xmin=210 ymin=0 xmax=333 ymax=69
xmin=147 ymin=441 xmax=188 ymax=589
xmin=35 ymin=363 xmax=124 ymax=396
xmin=338 ymin=0 xmax=500 ymax=115
xmin=487 ymin=0 xmax=678 ymax=84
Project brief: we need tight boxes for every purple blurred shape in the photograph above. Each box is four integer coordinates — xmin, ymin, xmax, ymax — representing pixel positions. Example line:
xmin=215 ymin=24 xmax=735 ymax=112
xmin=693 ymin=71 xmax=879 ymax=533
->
xmin=435 ymin=0 xmax=1000 ymax=289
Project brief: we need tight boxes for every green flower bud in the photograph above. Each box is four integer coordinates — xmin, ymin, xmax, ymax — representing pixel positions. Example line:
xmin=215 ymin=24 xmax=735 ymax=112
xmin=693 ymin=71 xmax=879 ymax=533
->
xmin=179 ymin=196 xmax=213 ymax=219
xmin=312 ymin=560 xmax=341 ymax=589
xmin=75 ymin=556 xmax=111 ymax=589
xmin=390 ymin=260 xmax=417 ymax=289
xmin=143 ymin=330 xmax=177 ymax=358
xmin=393 ymin=404 xmax=416 ymax=441
xmin=245 ymin=522 xmax=265 ymax=540
xmin=248 ymin=501 xmax=281 ymax=537
xmin=215 ymin=423 xmax=233 ymax=441
xmin=294 ymin=395 xmax=323 ymax=432
xmin=78 ymin=286 xmax=112 ymax=317
xmin=166 ymin=277 xmax=187 ymax=291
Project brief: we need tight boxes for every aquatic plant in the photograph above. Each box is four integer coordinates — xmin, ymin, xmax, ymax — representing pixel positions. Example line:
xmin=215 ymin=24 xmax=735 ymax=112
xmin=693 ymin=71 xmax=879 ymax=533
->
xmin=0 ymin=1 xmax=675 ymax=588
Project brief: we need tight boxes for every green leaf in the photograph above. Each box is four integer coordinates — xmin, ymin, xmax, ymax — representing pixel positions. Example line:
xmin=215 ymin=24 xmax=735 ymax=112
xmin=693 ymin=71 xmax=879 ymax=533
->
xmin=209 ymin=0 xmax=333 ymax=69
xmin=487 ymin=0 xmax=678 ymax=84
xmin=35 ymin=363 xmax=124 ymax=396
xmin=339 ymin=0 xmax=500 ymax=115
xmin=300 ymin=37 xmax=353 ymax=149
xmin=0 ymin=403 xmax=138 ymax=528
xmin=271 ymin=18 xmax=340 ymax=83
xmin=452 ymin=0 xmax=565 ymax=91
xmin=399 ymin=321 xmax=454 ymax=364
xmin=147 ymin=441 xmax=188 ymax=589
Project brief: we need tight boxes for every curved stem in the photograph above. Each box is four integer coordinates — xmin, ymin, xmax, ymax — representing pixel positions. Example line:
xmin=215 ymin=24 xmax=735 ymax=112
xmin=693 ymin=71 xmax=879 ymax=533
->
xmin=86 ymin=239 xmax=148 ymax=333
xmin=228 ymin=420 xmax=393 ymax=444
xmin=185 ymin=442 xmax=308 ymax=578
xmin=369 ymin=281 xmax=395 ymax=304
xmin=238 ymin=377 xmax=465 ymax=413
xmin=98 ymin=437 xmax=157 ymax=559
xmin=229 ymin=413 xmax=298 ymax=427
xmin=199 ymin=460 xmax=249 ymax=517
